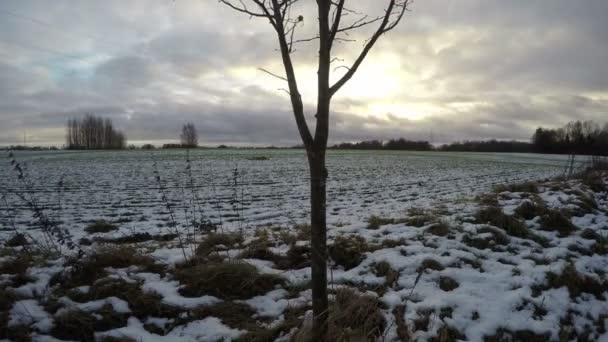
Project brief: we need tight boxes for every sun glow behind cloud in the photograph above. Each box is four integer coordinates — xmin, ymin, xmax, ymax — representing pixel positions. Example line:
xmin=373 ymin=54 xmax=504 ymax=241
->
xmin=0 ymin=0 xmax=607 ymax=146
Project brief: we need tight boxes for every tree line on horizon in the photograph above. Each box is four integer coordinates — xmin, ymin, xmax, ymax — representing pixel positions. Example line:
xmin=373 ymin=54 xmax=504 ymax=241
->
xmin=66 ymin=115 xmax=126 ymax=150
xmin=331 ymin=120 xmax=608 ymax=156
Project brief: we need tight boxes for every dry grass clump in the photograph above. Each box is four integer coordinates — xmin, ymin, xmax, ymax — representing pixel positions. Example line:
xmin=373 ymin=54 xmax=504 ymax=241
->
xmin=95 ymin=232 xmax=178 ymax=244
xmin=174 ymin=261 xmax=284 ymax=300
xmin=581 ymin=171 xmax=606 ymax=193
xmin=462 ymin=226 xmax=509 ymax=250
xmin=373 ymin=261 xmax=400 ymax=288
xmin=64 ymin=278 xmax=179 ymax=319
xmin=329 ymin=289 xmax=386 ymax=340
xmin=493 ymin=181 xmax=539 ymax=194
xmin=476 ymin=193 xmax=499 ymax=207
xmin=5 ymin=233 xmax=28 ymax=247
xmin=417 ymin=258 xmax=444 ymax=272
xmin=50 ymin=308 xmax=128 ymax=342
xmin=367 ymin=215 xmax=396 ymax=230
xmin=484 ymin=328 xmax=551 ymax=342
xmin=277 ymin=244 xmax=310 ymax=270
xmin=239 ymin=231 xmax=310 ymax=270
xmin=539 ymin=209 xmax=577 ymax=237
xmin=294 ymin=224 xmax=311 ymax=241
xmin=429 ymin=325 xmax=466 ymax=342
xmin=476 ymin=207 xmax=530 ymax=238
xmin=85 ymin=219 xmax=119 ymax=234
xmin=514 ymin=200 xmax=546 ymax=220
xmin=0 ymin=250 xmax=46 ymax=287
xmin=196 ymin=232 xmax=244 ymax=257
xmin=406 ymin=214 xmax=436 ymax=228
xmin=0 ymin=288 xmax=18 ymax=340
xmin=544 ymin=263 xmax=607 ymax=299
xmin=51 ymin=246 xmax=162 ymax=287
xmin=304 ymin=288 xmax=385 ymax=341
xmin=328 ymin=235 xmax=368 ymax=270
xmin=426 ymin=221 xmax=450 ymax=236
xmin=438 ymin=276 xmax=459 ymax=292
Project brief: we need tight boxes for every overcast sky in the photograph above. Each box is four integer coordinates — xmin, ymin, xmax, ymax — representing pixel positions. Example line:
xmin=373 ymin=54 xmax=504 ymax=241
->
xmin=0 ymin=0 xmax=607 ymax=146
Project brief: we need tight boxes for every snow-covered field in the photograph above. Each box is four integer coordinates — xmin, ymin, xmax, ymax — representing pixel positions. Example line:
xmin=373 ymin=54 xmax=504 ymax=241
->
xmin=0 ymin=149 xmax=574 ymax=242
xmin=2 ymin=150 xmax=607 ymax=342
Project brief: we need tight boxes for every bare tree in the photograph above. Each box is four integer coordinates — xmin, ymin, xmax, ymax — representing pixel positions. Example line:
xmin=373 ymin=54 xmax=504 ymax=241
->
xmin=65 ymin=114 xmax=126 ymax=150
xmin=180 ymin=122 xmax=198 ymax=148
xmin=219 ymin=0 xmax=411 ymax=339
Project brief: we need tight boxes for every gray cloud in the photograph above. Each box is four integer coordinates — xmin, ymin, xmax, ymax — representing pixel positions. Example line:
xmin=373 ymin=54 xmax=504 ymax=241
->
xmin=0 ymin=0 xmax=607 ymax=146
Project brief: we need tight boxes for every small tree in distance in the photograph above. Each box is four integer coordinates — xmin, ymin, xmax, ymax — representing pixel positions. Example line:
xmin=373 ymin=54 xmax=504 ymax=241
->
xmin=180 ymin=122 xmax=198 ymax=148
xmin=218 ymin=0 xmax=412 ymax=339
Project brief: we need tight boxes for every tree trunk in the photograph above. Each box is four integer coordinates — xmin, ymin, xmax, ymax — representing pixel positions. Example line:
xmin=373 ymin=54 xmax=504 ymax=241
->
xmin=308 ymin=149 xmax=328 ymax=341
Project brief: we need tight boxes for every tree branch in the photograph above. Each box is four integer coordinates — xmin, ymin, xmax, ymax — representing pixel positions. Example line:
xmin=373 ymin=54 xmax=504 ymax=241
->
xmin=329 ymin=0 xmax=411 ymax=97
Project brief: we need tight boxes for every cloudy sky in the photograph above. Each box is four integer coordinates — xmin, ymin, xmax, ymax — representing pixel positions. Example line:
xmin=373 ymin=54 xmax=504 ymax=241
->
xmin=0 ymin=0 xmax=607 ymax=146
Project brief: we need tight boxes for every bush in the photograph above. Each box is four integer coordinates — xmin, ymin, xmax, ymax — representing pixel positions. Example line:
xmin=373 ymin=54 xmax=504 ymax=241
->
xmin=174 ymin=261 xmax=284 ymax=300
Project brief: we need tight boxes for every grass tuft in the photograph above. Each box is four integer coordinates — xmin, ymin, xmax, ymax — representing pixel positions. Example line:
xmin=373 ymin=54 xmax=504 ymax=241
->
xmin=196 ymin=232 xmax=244 ymax=257
xmin=366 ymin=215 xmax=394 ymax=230
xmin=493 ymin=181 xmax=539 ymax=193
xmin=174 ymin=260 xmax=284 ymax=300
xmin=544 ymin=263 xmax=607 ymax=299
xmin=539 ymin=209 xmax=577 ymax=237
xmin=85 ymin=220 xmax=119 ymax=234
xmin=328 ymin=235 xmax=368 ymax=270
xmin=51 ymin=246 xmax=162 ymax=287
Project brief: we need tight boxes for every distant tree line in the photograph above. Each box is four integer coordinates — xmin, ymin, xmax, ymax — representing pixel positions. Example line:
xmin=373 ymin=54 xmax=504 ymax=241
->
xmin=330 ymin=138 xmax=432 ymax=151
xmin=438 ymin=140 xmax=533 ymax=153
xmin=66 ymin=115 xmax=126 ymax=150
xmin=328 ymin=120 xmax=607 ymax=155
xmin=532 ymin=120 xmax=608 ymax=156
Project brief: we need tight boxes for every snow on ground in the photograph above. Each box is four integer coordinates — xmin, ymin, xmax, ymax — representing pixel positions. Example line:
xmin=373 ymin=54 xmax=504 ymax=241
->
xmin=1 ymin=150 xmax=606 ymax=341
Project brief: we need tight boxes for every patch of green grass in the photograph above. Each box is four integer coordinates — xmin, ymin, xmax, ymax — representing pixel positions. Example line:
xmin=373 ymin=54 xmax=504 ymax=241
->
xmin=85 ymin=220 xmax=119 ymax=234
xmin=174 ymin=261 xmax=284 ymax=300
